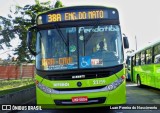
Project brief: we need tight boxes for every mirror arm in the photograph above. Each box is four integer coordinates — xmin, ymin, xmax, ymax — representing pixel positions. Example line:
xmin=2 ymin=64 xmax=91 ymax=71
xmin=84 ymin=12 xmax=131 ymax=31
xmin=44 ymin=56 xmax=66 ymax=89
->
xmin=27 ymin=26 xmax=37 ymax=56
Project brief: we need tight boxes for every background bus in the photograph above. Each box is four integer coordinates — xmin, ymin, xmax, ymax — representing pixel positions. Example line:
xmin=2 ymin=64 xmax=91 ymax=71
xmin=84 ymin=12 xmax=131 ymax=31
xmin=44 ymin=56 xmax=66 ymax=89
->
xmin=132 ymin=40 xmax=160 ymax=89
xmin=27 ymin=6 xmax=129 ymax=108
xmin=126 ymin=55 xmax=134 ymax=81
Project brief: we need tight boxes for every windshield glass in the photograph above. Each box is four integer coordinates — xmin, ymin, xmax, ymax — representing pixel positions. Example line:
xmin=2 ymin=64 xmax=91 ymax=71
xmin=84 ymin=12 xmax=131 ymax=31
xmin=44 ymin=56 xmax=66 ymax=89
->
xmin=36 ymin=25 xmax=123 ymax=70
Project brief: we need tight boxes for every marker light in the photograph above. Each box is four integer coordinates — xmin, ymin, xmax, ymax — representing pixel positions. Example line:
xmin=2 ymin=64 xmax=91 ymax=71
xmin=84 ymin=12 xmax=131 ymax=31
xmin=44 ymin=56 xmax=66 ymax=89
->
xmin=121 ymin=75 xmax=125 ymax=79
xmin=37 ymin=16 xmax=42 ymax=25
xmin=35 ymin=80 xmax=39 ymax=85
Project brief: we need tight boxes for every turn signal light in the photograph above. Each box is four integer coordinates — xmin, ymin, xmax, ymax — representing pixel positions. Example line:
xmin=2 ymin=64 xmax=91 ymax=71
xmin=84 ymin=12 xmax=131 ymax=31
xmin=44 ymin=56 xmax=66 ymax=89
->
xmin=35 ymin=80 xmax=39 ymax=85
xmin=121 ymin=75 xmax=125 ymax=79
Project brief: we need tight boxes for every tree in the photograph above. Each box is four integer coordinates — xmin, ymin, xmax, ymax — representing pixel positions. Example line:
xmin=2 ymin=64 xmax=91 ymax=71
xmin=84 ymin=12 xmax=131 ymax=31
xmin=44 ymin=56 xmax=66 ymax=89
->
xmin=0 ymin=0 xmax=63 ymax=63
xmin=55 ymin=0 xmax=63 ymax=8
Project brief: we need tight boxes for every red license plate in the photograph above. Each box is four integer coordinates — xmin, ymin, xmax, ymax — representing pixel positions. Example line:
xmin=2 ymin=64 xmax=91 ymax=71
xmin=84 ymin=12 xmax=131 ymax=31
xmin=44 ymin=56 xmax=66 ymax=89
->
xmin=72 ymin=96 xmax=88 ymax=103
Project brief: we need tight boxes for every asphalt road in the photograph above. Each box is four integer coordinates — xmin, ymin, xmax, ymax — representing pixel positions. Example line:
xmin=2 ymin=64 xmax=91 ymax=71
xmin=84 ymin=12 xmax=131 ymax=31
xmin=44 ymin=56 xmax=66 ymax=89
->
xmin=14 ymin=82 xmax=160 ymax=113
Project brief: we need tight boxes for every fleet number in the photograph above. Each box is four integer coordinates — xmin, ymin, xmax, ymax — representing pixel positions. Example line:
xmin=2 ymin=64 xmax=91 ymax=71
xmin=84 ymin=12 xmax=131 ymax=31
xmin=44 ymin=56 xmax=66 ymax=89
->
xmin=93 ymin=80 xmax=106 ymax=85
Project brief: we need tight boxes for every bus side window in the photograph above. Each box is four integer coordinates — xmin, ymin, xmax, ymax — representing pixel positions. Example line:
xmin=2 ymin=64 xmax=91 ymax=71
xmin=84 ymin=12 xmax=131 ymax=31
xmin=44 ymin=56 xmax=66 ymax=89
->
xmin=132 ymin=56 xmax=135 ymax=66
xmin=146 ymin=48 xmax=152 ymax=64
xmin=154 ymin=44 xmax=160 ymax=63
xmin=136 ymin=53 xmax=140 ymax=66
xmin=155 ymin=55 xmax=160 ymax=63
xmin=141 ymin=51 xmax=145 ymax=65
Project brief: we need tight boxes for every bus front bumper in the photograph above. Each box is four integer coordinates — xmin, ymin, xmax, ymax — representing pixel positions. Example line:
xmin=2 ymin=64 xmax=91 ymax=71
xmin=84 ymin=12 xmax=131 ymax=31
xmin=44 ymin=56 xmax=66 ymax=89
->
xmin=36 ymin=81 xmax=126 ymax=109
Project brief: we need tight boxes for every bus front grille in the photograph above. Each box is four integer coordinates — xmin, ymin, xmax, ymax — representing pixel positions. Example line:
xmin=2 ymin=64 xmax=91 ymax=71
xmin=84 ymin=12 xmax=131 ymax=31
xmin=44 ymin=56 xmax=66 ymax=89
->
xmin=46 ymin=71 xmax=111 ymax=80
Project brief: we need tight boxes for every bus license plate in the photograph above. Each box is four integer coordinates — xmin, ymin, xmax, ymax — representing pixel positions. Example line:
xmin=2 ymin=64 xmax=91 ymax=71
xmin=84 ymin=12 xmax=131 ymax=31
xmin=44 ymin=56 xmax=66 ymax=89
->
xmin=72 ymin=96 xmax=88 ymax=103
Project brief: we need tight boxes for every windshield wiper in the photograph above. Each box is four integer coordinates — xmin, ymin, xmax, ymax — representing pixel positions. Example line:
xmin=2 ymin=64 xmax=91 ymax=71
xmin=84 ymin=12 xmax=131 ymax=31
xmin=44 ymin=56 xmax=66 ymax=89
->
xmin=36 ymin=30 xmax=42 ymax=55
xmin=54 ymin=23 xmax=68 ymax=47
xmin=84 ymin=21 xmax=100 ymax=45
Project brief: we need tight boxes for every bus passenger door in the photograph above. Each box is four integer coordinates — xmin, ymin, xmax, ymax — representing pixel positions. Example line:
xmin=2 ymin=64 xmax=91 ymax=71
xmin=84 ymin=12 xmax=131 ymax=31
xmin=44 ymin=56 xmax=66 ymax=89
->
xmin=146 ymin=64 xmax=154 ymax=87
xmin=146 ymin=48 xmax=155 ymax=87
xmin=155 ymin=64 xmax=160 ymax=89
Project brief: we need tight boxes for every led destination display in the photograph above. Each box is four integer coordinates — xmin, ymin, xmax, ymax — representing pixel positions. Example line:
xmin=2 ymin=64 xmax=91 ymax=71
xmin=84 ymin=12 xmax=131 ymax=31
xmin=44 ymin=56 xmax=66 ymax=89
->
xmin=37 ymin=7 xmax=118 ymax=24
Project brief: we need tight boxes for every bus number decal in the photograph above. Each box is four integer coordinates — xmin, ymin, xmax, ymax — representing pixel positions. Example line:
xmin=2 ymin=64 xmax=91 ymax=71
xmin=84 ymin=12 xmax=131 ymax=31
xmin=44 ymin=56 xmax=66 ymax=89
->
xmin=93 ymin=80 xmax=106 ymax=85
xmin=48 ymin=14 xmax=62 ymax=22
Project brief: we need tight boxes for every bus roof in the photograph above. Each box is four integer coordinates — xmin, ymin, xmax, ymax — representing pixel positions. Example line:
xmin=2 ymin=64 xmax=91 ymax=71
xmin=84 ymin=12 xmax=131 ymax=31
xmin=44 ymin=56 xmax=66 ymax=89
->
xmin=134 ymin=39 xmax=160 ymax=54
xmin=38 ymin=5 xmax=118 ymax=15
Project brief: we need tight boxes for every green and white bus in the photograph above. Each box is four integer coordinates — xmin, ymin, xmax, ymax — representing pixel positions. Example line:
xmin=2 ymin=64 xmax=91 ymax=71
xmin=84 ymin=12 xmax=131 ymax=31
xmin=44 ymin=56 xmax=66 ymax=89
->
xmin=132 ymin=40 xmax=160 ymax=89
xmin=27 ymin=6 xmax=129 ymax=109
xmin=126 ymin=55 xmax=132 ymax=81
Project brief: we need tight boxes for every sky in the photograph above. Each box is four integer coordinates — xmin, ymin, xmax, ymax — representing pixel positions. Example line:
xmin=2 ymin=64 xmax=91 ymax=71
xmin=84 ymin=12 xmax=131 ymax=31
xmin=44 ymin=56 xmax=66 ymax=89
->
xmin=0 ymin=0 xmax=160 ymax=59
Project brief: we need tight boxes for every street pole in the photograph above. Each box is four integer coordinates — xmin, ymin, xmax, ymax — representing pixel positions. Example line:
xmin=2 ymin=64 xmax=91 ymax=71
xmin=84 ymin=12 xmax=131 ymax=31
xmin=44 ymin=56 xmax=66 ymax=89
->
xmin=135 ymin=36 xmax=137 ymax=50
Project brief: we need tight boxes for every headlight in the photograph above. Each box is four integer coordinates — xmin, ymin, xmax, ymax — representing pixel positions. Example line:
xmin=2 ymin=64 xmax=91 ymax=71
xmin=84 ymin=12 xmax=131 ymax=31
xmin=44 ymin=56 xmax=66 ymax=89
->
xmin=105 ymin=76 xmax=124 ymax=91
xmin=37 ymin=83 xmax=58 ymax=94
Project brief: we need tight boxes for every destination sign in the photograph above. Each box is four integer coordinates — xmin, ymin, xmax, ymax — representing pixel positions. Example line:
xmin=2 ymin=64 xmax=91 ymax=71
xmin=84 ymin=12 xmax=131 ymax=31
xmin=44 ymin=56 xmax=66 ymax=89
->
xmin=48 ymin=10 xmax=105 ymax=22
xmin=37 ymin=7 xmax=118 ymax=24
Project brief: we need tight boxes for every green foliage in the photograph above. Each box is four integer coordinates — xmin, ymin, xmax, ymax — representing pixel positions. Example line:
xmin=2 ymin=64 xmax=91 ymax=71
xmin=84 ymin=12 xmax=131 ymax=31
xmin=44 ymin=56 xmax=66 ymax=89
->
xmin=55 ymin=0 xmax=63 ymax=8
xmin=0 ymin=78 xmax=34 ymax=91
xmin=0 ymin=82 xmax=35 ymax=96
xmin=0 ymin=0 xmax=63 ymax=63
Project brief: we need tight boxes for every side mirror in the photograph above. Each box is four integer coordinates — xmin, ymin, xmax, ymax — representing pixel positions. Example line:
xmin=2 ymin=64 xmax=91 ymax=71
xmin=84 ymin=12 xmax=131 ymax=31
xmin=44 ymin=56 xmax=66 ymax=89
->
xmin=27 ymin=26 xmax=36 ymax=56
xmin=123 ymin=36 xmax=129 ymax=49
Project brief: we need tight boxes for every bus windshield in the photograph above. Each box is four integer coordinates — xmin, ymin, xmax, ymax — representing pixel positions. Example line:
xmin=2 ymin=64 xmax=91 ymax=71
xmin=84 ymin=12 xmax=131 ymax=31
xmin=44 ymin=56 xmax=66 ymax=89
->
xmin=36 ymin=25 xmax=123 ymax=70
